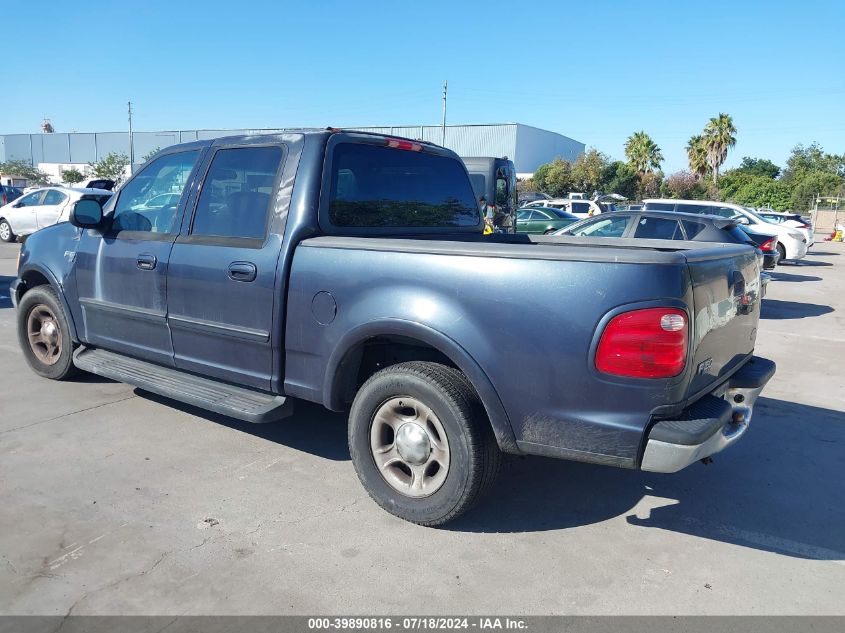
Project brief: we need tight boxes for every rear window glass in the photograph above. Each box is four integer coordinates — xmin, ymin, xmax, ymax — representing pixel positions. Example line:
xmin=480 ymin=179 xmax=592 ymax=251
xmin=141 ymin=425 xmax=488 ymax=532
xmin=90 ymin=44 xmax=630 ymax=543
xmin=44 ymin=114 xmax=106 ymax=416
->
xmin=571 ymin=202 xmax=591 ymax=214
xmin=328 ymin=143 xmax=480 ymax=228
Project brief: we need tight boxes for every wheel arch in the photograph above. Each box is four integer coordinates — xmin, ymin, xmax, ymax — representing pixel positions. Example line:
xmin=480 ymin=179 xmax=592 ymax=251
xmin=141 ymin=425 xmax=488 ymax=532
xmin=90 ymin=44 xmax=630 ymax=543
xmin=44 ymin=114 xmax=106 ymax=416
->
xmin=325 ymin=319 xmax=519 ymax=454
xmin=16 ymin=263 xmax=79 ymax=342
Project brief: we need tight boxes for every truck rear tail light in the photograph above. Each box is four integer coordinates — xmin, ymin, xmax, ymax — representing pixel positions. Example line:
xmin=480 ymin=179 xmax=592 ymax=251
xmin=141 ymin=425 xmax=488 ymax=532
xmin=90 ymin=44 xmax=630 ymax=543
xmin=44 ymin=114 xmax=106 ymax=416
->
xmin=386 ymin=138 xmax=422 ymax=151
xmin=759 ymin=237 xmax=776 ymax=251
xmin=596 ymin=308 xmax=688 ymax=378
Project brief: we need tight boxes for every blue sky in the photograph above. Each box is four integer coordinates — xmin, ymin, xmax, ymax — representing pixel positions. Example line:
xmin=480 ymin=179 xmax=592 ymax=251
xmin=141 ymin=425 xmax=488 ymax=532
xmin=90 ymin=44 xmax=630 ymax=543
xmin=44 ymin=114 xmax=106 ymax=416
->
xmin=3 ymin=0 xmax=843 ymax=172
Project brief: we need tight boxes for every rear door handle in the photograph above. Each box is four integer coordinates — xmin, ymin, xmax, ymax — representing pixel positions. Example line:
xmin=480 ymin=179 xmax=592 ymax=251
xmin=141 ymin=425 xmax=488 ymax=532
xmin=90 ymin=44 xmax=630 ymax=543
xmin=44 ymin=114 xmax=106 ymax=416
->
xmin=228 ymin=261 xmax=257 ymax=282
xmin=137 ymin=254 xmax=157 ymax=270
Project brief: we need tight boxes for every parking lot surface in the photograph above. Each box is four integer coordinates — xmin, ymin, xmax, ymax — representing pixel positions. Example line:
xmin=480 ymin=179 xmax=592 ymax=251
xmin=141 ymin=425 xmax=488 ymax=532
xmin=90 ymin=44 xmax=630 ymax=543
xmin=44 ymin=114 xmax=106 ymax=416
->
xmin=1 ymin=240 xmax=844 ymax=615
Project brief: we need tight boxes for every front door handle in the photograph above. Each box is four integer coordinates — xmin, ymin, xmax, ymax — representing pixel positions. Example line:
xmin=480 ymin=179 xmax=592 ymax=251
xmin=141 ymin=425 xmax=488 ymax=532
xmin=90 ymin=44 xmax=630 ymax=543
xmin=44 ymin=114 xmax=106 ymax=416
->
xmin=137 ymin=254 xmax=157 ymax=270
xmin=228 ymin=261 xmax=257 ymax=282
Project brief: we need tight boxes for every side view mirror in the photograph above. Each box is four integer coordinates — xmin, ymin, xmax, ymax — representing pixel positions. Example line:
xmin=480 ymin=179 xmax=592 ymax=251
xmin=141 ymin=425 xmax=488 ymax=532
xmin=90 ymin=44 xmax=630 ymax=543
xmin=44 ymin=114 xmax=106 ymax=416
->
xmin=70 ymin=198 xmax=104 ymax=229
xmin=13 ymin=202 xmax=23 ymax=208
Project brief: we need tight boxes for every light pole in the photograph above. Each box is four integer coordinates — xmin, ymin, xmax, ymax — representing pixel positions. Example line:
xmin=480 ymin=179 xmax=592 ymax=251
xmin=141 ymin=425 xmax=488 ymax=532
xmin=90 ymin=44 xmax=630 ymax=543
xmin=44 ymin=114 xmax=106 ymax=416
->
xmin=441 ymin=80 xmax=447 ymax=146
xmin=128 ymin=101 xmax=135 ymax=174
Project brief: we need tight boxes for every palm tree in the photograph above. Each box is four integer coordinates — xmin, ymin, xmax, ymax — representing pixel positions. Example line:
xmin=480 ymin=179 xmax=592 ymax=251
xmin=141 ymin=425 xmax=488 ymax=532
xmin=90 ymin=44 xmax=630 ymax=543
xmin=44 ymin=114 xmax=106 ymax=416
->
xmin=686 ymin=135 xmax=709 ymax=180
xmin=624 ymin=131 xmax=664 ymax=177
xmin=702 ymin=113 xmax=737 ymax=183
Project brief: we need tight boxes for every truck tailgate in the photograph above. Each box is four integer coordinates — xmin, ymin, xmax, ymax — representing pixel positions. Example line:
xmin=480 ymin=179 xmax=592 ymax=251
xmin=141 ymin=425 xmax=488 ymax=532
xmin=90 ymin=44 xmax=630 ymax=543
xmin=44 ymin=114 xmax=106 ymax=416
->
xmin=686 ymin=246 xmax=762 ymax=397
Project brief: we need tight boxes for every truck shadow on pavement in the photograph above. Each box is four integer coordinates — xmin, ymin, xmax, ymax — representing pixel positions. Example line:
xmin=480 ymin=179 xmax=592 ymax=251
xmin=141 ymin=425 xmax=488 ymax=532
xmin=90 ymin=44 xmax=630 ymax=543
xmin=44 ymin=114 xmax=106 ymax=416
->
xmin=137 ymin=391 xmax=351 ymax=461
xmin=139 ymin=389 xmax=844 ymax=561
xmin=768 ymin=272 xmax=822 ymax=283
xmin=761 ymin=299 xmax=833 ymax=319
xmin=450 ymin=398 xmax=845 ymax=562
xmin=0 ymin=275 xmax=14 ymax=309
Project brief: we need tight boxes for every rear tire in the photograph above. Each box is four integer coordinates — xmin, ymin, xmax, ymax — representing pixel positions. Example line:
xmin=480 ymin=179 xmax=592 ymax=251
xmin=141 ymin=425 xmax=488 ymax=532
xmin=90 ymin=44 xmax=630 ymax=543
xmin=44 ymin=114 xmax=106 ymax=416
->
xmin=17 ymin=286 xmax=80 ymax=380
xmin=348 ymin=361 xmax=500 ymax=526
xmin=776 ymin=243 xmax=786 ymax=265
xmin=0 ymin=218 xmax=15 ymax=242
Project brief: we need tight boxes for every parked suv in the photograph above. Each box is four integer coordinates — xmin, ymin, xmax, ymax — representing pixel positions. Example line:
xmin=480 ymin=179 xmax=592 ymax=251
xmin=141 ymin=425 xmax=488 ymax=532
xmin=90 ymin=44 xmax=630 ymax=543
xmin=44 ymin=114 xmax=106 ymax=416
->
xmin=642 ymin=199 xmax=807 ymax=264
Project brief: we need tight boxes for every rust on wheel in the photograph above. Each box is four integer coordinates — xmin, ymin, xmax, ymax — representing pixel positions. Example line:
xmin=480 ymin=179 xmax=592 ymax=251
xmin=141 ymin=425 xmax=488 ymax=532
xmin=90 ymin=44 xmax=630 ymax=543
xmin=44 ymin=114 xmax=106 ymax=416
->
xmin=26 ymin=304 xmax=63 ymax=366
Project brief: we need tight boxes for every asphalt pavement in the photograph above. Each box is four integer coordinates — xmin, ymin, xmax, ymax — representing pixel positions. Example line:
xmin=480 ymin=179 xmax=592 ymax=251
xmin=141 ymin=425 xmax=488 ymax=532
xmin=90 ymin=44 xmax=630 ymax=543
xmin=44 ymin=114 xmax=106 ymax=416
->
xmin=1 ymin=239 xmax=843 ymax=615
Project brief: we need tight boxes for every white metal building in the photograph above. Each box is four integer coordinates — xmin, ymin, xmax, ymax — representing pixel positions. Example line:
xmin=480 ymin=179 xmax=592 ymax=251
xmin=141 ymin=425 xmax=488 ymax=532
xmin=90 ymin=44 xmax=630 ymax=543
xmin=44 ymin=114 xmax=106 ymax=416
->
xmin=0 ymin=123 xmax=584 ymax=183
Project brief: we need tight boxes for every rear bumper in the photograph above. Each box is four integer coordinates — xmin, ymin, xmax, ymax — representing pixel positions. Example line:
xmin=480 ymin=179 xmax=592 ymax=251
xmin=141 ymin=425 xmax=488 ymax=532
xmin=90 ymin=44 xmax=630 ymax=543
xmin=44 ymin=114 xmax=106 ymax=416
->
xmin=641 ymin=356 xmax=776 ymax=473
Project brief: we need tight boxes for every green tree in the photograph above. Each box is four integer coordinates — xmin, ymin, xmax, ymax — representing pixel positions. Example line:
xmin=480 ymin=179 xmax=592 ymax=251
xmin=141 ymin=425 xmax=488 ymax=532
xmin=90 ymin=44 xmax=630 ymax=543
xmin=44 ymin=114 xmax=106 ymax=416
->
xmin=702 ymin=113 xmax=737 ymax=183
xmin=788 ymin=171 xmax=845 ymax=211
xmin=89 ymin=152 xmax=130 ymax=187
xmin=730 ymin=176 xmax=792 ymax=210
xmin=0 ymin=160 xmax=52 ymax=185
xmin=782 ymin=143 xmax=845 ymax=181
xmin=532 ymin=158 xmax=573 ymax=198
xmin=686 ymin=135 xmax=709 ymax=180
xmin=141 ymin=147 xmax=161 ymax=163
xmin=624 ymin=131 xmax=664 ymax=177
xmin=736 ymin=157 xmax=780 ymax=179
xmin=571 ymin=148 xmax=611 ymax=195
xmin=61 ymin=167 xmax=86 ymax=186
xmin=601 ymin=161 xmax=639 ymax=200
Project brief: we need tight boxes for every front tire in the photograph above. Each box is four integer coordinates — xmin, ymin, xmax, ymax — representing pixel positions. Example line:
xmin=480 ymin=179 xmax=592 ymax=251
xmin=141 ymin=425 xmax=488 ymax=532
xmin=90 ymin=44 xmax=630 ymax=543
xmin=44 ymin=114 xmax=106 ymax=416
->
xmin=348 ymin=361 xmax=500 ymax=526
xmin=0 ymin=218 xmax=15 ymax=242
xmin=17 ymin=286 xmax=79 ymax=380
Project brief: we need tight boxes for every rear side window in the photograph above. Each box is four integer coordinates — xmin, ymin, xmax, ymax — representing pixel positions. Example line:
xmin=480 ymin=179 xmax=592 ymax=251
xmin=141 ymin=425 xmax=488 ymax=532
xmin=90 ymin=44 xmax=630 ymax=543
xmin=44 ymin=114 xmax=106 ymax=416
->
xmin=329 ymin=143 xmax=479 ymax=228
xmin=192 ymin=146 xmax=283 ymax=239
xmin=682 ymin=221 xmax=705 ymax=239
xmin=634 ymin=217 xmax=683 ymax=240
xmin=644 ymin=202 xmax=675 ymax=211
xmin=42 ymin=190 xmax=68 ymax=206
xmin=571 ymin=215 xmax=629 ymax=237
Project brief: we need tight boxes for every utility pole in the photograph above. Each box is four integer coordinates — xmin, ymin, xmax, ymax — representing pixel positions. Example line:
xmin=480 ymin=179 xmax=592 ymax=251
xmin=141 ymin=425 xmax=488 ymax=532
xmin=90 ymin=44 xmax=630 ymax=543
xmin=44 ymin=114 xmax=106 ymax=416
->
xmin=441 ymin=80 xmax=448 ymax=146
xmin=128 ymin=101 xmax=134 ymax=173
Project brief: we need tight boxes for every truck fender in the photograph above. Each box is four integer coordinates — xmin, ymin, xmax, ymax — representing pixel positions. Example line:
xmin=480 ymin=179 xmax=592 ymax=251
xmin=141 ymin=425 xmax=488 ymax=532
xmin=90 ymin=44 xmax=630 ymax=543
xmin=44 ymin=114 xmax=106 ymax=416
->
xmin=324 ymin=318 xmax=519 ymax=454
xmin=17 ymin=263 xmax=80 ymax=342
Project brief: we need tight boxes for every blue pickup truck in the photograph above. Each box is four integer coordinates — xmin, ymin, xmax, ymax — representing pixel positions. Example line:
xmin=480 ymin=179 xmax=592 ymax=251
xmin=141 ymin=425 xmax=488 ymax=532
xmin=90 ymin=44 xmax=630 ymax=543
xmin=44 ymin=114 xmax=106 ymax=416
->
xmin=12 ymin=129 xmax=774 ymax=525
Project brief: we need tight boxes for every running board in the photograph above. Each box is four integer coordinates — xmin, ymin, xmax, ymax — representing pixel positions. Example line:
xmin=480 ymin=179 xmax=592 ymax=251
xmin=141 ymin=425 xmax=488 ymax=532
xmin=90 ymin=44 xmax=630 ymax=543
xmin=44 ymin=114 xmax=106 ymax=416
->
xmin=73 ymin=347 xmax=293 ymax=423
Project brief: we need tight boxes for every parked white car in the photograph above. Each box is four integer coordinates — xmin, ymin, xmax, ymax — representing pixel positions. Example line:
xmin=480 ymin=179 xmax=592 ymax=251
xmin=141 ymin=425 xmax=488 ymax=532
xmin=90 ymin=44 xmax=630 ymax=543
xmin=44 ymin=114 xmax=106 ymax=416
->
xmin=756 ymin=210 xmax=814 ymax=247
xmin=523 ymin=198 xmax=604 ymax=218
xmin=642 ymin=199 xmax=808 ymax=263
xmin=0 ymin=187 xmax=113 ymax=242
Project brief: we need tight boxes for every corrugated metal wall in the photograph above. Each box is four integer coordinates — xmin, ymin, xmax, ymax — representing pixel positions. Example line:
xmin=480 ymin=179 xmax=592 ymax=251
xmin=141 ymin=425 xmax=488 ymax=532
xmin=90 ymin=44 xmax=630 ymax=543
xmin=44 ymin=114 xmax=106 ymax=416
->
xmin=0 ymin=124 xmax=583 ymax=175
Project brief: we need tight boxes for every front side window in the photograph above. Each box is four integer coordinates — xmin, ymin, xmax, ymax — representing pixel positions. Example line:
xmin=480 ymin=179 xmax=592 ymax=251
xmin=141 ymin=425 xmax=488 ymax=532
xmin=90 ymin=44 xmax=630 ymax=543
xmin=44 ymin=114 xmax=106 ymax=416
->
xmin=328 ymin=143 xmax=479 ymax=228
xmin=112 ymin=150 xmax=200 ymax=234
xmin=711 ymin=206 xmax=738 ymax=219
xmin=42 ymin=190 xmax=68 ymax=206
xmin=16 ymin=191 xmax=45 ymax=207
xmin=571 ymin=215 xmax=629 ymax=237
xmin=191 ymin=146 xmax=283 ymax=239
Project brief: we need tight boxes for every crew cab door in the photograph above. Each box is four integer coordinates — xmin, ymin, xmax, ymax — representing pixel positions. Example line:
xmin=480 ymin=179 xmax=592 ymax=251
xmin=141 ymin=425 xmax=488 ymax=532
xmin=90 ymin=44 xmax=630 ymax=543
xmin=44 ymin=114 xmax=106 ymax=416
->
xmin=74 ymin=150 xmax=203 ymax=366
xmin=7 ymin=190 xmax=45 ymax=234
xmin=36 ymin=188 xmax=70 ymax=229
xmin=166 ymin=145 xmax=285 ymax=390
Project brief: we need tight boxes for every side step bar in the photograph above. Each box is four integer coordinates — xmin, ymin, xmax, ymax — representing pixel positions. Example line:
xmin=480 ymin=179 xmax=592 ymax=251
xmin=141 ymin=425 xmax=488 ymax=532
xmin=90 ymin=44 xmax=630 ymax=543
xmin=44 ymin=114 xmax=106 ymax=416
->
xmin=73 ymin=347 xmax=293 ymax=423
